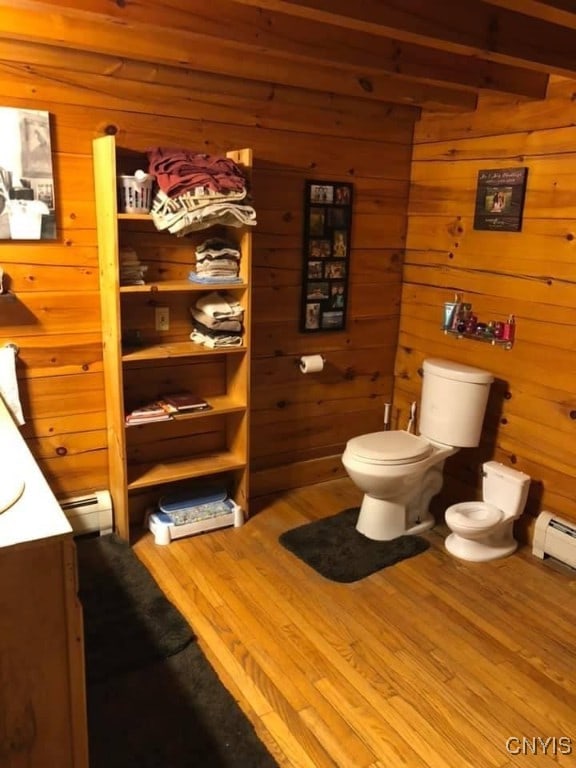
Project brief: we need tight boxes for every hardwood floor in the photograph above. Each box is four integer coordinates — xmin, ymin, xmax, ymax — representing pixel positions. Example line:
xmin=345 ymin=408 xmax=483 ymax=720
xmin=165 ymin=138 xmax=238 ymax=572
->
xmin=134 ymin=478 xmax=576 ymax=768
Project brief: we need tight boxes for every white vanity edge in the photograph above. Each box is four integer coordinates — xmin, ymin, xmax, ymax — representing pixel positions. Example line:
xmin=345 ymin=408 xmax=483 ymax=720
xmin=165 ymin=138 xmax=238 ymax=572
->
xmin=0 ymin=396 xmax=72 ymax=549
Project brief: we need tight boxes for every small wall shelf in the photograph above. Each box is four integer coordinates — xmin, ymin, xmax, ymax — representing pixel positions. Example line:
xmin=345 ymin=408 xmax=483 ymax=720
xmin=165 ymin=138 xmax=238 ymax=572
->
xmin=444 ymin=329 xmax=513 ymax=350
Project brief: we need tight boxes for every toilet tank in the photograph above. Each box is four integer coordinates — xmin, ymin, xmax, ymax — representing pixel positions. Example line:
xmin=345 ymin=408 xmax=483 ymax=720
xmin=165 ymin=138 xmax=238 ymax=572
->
xmin=418 ymin=358 xmax=494 ymax=447
xmin=482 ymin=461 xmax=531 ymax=515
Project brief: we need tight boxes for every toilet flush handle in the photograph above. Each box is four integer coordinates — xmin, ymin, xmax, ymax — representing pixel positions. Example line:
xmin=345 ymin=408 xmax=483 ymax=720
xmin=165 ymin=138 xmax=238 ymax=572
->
xmin=383 ymin=403 xmax=391 ymax=431
xmin=406 ymin=401 xmax=417 ymax=433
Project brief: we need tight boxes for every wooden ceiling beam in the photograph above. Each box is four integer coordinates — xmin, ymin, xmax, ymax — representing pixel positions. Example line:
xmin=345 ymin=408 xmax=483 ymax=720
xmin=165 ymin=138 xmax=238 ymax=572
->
xmin=481 ymin=0 xmax=576 ymax=29
xmin=11 ymin=0 xmax=576 ymax=120
xmin=0 ymin=2 xmax=478 ymax=112
xmin=229 ymin=0 xmax=576 ymax=77
xmin=0 ymin=0 xmax=547 ymax=100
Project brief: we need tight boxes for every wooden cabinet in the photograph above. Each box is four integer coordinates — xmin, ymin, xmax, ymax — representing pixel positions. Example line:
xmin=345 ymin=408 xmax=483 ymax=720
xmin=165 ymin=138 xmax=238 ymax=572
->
xmin=0 ymin=397 xmax=87 ymax=768
xmin=92 ymin=136 xmax=252 ymax=540
xmin=0 ymin=538 xmax=88 ymax=768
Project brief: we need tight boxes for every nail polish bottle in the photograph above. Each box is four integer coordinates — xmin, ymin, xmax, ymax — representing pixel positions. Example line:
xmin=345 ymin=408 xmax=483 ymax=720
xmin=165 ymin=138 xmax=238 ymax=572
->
xmin=502 ymin=314 xmax=516 ymax=343
xmin=443 ymin=293 xmax=460 ymax=330
xmin=475 ymin=322 xmax=488 ymax=336
xmin=450 ymin=302 xmax=464 ymax=330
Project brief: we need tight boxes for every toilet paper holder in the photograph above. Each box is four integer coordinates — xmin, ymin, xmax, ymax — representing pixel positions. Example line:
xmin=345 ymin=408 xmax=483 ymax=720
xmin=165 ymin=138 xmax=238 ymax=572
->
xmin=297 ymin=354 xmax=326 ymax=374
xmin=4 ymin=342 xmax=18 ymax=355
xmin=295 ymin=354 xmax=325 ymax=366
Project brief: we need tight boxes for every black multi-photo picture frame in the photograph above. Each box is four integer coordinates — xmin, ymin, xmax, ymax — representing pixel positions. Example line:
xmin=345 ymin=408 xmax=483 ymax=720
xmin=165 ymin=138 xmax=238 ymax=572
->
xmin=300 ymin=180 xmax=353 ymax=333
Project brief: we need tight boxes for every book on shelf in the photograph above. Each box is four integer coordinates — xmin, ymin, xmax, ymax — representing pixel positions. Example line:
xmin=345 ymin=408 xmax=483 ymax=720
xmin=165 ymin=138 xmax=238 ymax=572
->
xmin=125 ymin=414 xmax=172 ymax=425
xmin=160 ymin=391 xmax=212 ymax=412
xmin=125 ymin=400 xmax=175 ymax=425
xmin=126 ymin=415 xmax=171 ymax=425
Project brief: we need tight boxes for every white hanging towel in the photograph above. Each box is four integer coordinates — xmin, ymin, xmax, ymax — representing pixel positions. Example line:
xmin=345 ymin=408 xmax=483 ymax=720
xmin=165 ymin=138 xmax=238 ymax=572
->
xmin=0 ymin=345 xmax=24 ymax=425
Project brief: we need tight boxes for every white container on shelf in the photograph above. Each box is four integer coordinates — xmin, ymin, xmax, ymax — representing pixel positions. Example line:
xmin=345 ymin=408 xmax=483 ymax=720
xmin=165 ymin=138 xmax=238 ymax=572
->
xmin=117 ymin=171 xmax=153 ymax=213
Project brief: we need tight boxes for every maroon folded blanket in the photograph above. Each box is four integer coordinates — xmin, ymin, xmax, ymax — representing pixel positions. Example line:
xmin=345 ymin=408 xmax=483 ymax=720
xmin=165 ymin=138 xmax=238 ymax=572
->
xmin=147 ymin=147 xmax=246 ymax=198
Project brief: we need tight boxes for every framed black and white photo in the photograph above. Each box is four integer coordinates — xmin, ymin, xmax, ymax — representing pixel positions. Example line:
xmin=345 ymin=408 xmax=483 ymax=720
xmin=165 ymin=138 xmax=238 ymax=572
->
xmin=0 ymin=107 xmax=56 ymax=240
xmin=300 ymin=180 xmax=353 ymax=333
xmin=473 ymin=167 xmax=528 ymax=232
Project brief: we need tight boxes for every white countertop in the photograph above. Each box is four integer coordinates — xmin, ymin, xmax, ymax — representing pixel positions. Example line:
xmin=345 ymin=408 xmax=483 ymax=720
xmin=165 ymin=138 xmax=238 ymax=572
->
xmin=0 ymin=397 xmax=72 ymax=549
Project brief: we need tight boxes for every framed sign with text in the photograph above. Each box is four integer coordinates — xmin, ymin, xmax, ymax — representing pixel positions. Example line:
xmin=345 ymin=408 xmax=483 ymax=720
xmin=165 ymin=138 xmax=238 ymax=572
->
xmin=473 ymin=167 xmax=528 ymax=232
xmin=300 ymin=180 xmax=353 ymax=333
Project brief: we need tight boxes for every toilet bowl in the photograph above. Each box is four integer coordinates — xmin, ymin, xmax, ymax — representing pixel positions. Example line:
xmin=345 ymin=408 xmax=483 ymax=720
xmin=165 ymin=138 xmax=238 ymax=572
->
xmin=342 ymin=431 xmax=456 ymax=540
xmin=341 ymin=358 xmax=494 ymax=541
xmin=445 ymin=461 xmax=531 ymax=562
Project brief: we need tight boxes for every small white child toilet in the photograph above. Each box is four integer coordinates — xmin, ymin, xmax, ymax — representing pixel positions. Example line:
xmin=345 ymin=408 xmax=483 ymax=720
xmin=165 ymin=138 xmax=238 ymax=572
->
xmin=342 ymin=358 xmax=494 ymax=541
xmin=444 ymin=461 xmax=531 ymax=562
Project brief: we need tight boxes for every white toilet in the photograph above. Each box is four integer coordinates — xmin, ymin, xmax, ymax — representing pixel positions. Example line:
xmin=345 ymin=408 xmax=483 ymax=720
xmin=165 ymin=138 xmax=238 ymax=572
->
xmin=341 ymin=358 xmax=494 ymax=541
xmin=444 ymin=461 xmax=530 ymax=562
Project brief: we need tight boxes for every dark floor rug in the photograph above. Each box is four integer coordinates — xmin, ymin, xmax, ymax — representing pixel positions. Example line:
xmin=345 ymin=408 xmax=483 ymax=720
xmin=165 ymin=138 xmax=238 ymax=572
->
xmin=279 ymin=507 xmax=431 ymax=583
xmin=76 ymin=533 xmax=193 ymax=684
xmin=77 ymin=534 xmax=279 ymax=768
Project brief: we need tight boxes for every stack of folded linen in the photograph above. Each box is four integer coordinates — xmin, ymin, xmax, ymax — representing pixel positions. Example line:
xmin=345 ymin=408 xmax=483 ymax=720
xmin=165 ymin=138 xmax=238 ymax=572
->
xmin=119 ymin=246 xmax=148 ymax=286
xmin=188 ymin=237 xmax=242 ymax=284
xmin=190 ymin=291 xmax=244 ymax=348
xmin=147 ymin=147 xmax=257 ymax=237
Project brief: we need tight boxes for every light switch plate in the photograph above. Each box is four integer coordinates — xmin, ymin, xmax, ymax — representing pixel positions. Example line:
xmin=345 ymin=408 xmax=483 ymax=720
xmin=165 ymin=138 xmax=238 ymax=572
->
xmin=155 ymin=306 xmax=169 ymax=331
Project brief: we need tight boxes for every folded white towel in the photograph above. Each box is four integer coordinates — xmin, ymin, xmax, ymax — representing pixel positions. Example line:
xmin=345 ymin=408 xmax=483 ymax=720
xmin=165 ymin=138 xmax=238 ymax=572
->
xmin=190 ymin=330 xmax=243 ymax=348
xmin=190 ymin=307 xmax=243 ymax=332
xmin=195 ymin=291 xmax=243 ymax=319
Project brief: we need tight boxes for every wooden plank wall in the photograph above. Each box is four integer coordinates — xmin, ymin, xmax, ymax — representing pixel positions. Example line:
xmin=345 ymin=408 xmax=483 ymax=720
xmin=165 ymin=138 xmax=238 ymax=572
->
xmin=397 ymin=76 xmax=576 ymax=538
xmin=0 ymin=41 xmax=415 ymax=502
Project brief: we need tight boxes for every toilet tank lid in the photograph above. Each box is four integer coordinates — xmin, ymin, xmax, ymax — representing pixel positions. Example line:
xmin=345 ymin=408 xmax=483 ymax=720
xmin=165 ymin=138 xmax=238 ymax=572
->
xmin=483 ymin=461 xmax=531 ymax=483
xmin=423 ymin=358 xmax=494 ymax=384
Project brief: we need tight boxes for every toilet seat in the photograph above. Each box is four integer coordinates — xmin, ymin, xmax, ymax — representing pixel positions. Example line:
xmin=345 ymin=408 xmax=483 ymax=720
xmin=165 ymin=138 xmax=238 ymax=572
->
xmin=445 ymin=501 xmax=503 ymax=530
xmin=345 ymin=431 xmax=433 ymax=466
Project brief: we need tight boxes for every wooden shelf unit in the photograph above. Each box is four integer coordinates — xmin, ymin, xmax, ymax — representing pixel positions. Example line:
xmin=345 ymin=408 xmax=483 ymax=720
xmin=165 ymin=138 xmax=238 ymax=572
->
xmin=127 ymin=451 xmax=247 ymax=491
xmin=119 ymin=280 xmax=249 ymax=293
xmin=93 ymin=135 xmax=252 ymax=540
xmin=121 ymin=340 xmax=247 ymax=362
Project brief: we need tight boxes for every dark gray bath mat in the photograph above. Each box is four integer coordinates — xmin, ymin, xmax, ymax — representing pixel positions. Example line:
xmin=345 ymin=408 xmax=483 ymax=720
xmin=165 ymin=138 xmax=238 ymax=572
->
xmin=279 ymin=507 xmax=430 ymax=583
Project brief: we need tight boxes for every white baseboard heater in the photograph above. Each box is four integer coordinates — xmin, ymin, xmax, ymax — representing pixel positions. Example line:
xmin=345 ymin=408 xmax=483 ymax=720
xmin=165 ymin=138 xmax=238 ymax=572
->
xmin=59 ymin=490 xmax=113 ymax=537
xmin=532 ymin=511 xmax=576 ymax=570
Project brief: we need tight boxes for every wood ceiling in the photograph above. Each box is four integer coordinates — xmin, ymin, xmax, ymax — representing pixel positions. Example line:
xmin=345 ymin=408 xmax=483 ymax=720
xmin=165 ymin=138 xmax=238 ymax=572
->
xmin=1 ymin=0 xmax=576 ymax=118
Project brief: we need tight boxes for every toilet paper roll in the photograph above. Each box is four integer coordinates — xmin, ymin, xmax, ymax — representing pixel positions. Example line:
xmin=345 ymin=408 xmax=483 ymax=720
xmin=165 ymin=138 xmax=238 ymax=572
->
xmin=299 ymin=354 xmax=324 ymax=374
xmin=0 ymin=345 xmax=24 ymax=425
